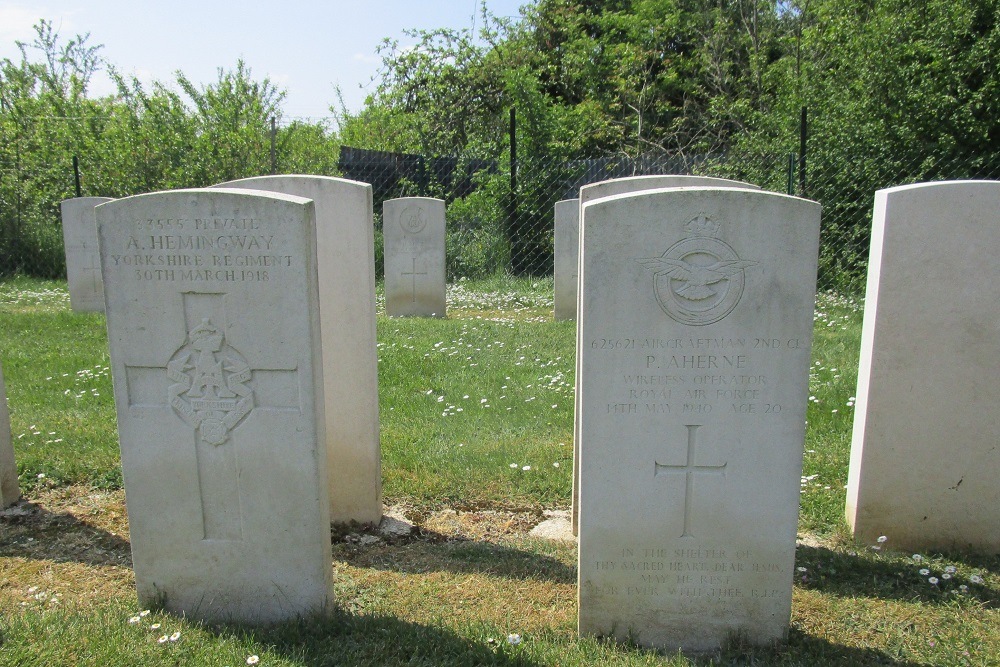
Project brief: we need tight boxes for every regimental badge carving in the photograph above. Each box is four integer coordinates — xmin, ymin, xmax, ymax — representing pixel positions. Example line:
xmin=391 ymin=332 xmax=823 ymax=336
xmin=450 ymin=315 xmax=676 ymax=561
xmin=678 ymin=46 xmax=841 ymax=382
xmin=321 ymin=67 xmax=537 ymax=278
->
xmin=167 ymin=318 xmax=254 ymax=446
xmin=399 ymin=206 xmax=427 ymax=234
xmin=637 ymin=214 xmax=757 ymax=326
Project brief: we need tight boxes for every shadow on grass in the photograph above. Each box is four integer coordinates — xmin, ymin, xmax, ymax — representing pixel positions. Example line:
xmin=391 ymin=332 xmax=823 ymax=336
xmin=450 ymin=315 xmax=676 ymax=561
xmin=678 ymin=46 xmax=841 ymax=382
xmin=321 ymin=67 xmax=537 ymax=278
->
xmin=0 ymin=499 xmax=131 ymax=568
xmin=216 ymin=609 xmax=540 ymax=667
xmin=795 ymin=544 xmax=1000 ymax=607
xmin=334 ymin=531 xmax=576 ymax=584
xmin=704 ymin=627 xmax=925 ymax=666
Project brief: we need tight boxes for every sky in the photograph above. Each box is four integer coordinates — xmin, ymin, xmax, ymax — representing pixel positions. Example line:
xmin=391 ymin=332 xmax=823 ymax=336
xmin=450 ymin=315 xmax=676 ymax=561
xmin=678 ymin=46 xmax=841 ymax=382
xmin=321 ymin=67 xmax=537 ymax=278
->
xmin=0 ymin=0 xmax=528 ymax=125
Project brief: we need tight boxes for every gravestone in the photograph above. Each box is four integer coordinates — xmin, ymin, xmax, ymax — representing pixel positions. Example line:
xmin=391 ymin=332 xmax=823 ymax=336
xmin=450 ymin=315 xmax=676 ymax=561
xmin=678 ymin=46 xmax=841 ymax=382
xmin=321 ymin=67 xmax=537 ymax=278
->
xmin=383 ymin=197 xmax=446 ymax=317
xmin=0 ymin=361 xmax=19 ymax=509
xmin=61 ymin=197 xmax=114 ymax=312
xmin=577 ymin=187 xmax=820 ymax=652
xmin=212 ymin=176 xmax=381 ymax=525
xmin=553 ymin=199 xmax=579 ymax=321
xmin=572 ymin=176 xmax=760 ymax=534
xmin=96 ymin=189 xmax=333 ymax=623
xmin=846 ymin=181 xmax=1000 ymax=553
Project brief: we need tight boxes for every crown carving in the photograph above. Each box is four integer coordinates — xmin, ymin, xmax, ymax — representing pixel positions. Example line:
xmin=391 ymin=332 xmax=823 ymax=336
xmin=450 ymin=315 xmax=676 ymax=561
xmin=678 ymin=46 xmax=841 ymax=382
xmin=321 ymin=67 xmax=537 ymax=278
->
xmin=685 ymin=213 xmax=721 ymax=237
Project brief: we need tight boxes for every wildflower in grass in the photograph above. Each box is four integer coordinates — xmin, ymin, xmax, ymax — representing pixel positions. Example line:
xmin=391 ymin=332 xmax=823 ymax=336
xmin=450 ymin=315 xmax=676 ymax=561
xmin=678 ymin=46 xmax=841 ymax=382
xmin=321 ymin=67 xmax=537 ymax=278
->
xmin=944 ymin=565 xmax=957 ymax=574
xmin=151 ymin=623 xmax=161 ymax=630
xmin=970 ymin=574 xmax=984 ymax=584
xmin=522 ymin=466 xmax=531 ymax=471
xmin=877 ymin=535 xmax=888 ymax=543
xmin=553 ymin=462 xmax=560 ymax=468
xmin=169 ymin=631 xmax=181 ymax=641
xmin=796 ymin=567 xmax=807 ymax=573
xmin=912 ymin=554 xmax=923 ymax=562
xmin=507 ymin=633 xmax=522 ymax=645
xmin=247 ymin=657 xmax=260 ymax=665
xmin=140 ymin=610 xmax=151 ymax=617
xmin=157 ymin=635 xmax=169 ymax=643
xmin=959 ymin=585 xmax=969 ymax=593
xmin=942 ymin=573 xmax=952 ymax=580
xmin=129 ymin=615 xmax=141 ymax=624
xmin=919 ymin=568 xmax=930 ymax=576
xmin=928 ymin=577 xmax=939 ymax=585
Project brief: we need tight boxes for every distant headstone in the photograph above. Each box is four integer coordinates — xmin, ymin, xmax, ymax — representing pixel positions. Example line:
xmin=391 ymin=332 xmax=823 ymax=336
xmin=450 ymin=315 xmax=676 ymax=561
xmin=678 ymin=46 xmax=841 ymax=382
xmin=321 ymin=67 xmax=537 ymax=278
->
xmin=97 ymin=189 xmax=334 ymax=623
xmin=383 ymin=197 xmax=446 ymax=317
xmin=577 ymin=187 xmax=820 ymax=652
xmin=553 ymin=199 xmax=579 ymax=321
xmin=572 ymin=177 xmax=760 ymax=535
xmin=212 ymin=176 xmax=381 ymax=525
xmin=847 ymin=181 xmax=1000 ymax=553
xmin=61 ymin=197 xmax=114 ymax=312
xmin=0 ymin=361 xmax=19 ymax=509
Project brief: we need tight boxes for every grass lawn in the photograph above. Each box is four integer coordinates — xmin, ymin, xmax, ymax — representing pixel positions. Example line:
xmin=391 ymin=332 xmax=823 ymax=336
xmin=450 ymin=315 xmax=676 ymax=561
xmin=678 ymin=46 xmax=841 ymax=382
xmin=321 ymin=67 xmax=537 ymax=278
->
xmin=1 ymin=275 xmax=998 ymax=666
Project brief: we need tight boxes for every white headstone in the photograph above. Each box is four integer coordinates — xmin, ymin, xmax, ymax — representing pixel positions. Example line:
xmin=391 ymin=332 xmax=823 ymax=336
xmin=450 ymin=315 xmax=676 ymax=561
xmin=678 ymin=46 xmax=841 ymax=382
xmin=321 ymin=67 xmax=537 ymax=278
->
xmin=61 ymin=197 xmax=114 ymax=312
xmin=847 ymin=180 xmax=1000 ymax=553
xmin=212 ymin=175 xmax=381 ymax=525
xmin=96 ymin=189 xmax=333 ymax=623
xmin=383 ymin=197 xmax=446 ymax=317
xmin=577 ymin=187 xmax=820 ymax=652
xmin=553 ymin=199 xmax=579 ymax=321
xmin=0 ymin=361 xmax=19 ymax=509
xmin=572 ymin=177 xmax=761 ymax=535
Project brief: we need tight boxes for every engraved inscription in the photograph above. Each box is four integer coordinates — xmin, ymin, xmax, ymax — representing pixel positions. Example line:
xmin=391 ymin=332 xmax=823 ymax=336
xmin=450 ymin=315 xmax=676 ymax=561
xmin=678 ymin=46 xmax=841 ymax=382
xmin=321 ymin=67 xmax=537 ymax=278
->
xmin=654 ymin=425 xmax=727 ymax=538
xmin=636 ymin=214 xmax=757 ymax=326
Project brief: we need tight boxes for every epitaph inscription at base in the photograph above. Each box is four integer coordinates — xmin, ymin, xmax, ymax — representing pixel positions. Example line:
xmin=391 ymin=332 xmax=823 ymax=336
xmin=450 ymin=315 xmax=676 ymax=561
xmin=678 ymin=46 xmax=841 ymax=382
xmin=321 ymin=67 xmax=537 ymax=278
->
xmin=577 ymin=188 xmax=820 ymax=652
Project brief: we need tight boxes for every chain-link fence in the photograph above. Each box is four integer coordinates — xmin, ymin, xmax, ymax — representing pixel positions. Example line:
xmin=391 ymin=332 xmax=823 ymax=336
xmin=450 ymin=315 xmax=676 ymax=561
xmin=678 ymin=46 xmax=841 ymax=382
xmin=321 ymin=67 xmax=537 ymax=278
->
xmin=3 ymin=130 xmax=999 ymax=293
xmin=340 ymin=145 xmax=1000 ymax=293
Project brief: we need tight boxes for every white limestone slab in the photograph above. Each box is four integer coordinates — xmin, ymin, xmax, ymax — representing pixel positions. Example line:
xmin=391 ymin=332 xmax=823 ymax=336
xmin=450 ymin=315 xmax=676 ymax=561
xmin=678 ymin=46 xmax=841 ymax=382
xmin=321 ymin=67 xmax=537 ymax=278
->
xmin=97 ymin=189 xmax=333 ymax=623
xmin=0 ymin=361 xmax=19 ymax=509
xmin=846 ymin=181 xmax=1000 ymax=553
xmin=572 ymin=177 xmax=760 ymax=535
xmin=383 ymin=197 xmax=446 ymax=317
xmin=577 ymin=187 xmax=820 ymax=652
xmin=212 ymin=176 xmax=381 ymax=525
xmin=553 ymin=199 xmax=579 ymax=321
xmin=61 ymin=197 xmax=114 ymax=312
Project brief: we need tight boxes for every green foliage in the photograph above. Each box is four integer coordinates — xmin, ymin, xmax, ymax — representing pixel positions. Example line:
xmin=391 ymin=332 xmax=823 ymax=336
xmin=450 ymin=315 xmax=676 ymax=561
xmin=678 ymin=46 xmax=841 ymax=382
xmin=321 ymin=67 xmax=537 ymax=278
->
xmin=0 ymin=21 xmax=340 ymax=279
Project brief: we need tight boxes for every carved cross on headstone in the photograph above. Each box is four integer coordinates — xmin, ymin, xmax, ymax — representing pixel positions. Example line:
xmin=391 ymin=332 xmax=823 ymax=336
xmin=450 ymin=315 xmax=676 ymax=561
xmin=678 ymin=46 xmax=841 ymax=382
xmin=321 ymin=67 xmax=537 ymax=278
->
xmin=402 ymin=256 xmax=427 ymax=303
xmin=654 ymin=424 xmax=727 ymax=538
xmin=123 ymin=292 xmax=300 ymax=541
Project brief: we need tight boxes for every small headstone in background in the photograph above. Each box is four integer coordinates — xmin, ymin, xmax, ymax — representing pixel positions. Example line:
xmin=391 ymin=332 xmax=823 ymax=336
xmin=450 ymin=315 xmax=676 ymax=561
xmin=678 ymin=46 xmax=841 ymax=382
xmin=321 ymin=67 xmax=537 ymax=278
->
xmin=383 ymin=197 xmax=447 ymax=317
xmin=572 ymin=176 xmax=760 ymax=535
xmin=61 ymin=197 xmax=114 ymax=312
xmin=553 ymin=199 xmax=580 ymax=321
xmin=577 ymin=187 xmax=820 ymax=652
xmin=847 ymin=180 xmax=1000 ymax=553
xmin=97 ymin=189 xmax=334 ymax=623
xmin=0 ymin=360 xmax=20 ymax=509
xmin=212 ymin=176 xmax=381 ymax=525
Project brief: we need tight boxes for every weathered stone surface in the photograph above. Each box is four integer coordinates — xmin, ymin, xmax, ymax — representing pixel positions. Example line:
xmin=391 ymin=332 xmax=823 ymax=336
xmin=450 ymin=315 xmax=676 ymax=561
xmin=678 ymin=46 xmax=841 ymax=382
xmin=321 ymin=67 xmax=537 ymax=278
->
xmin=0 ymin=361 xmax=19 ymax=509
xmin=577 ymin=187 xmax=820 ymax=652
xmin=554 ymin=199 xmax=580 ymax=321
xmin=97 ymin=188 xmax=333 ymax=623
xmin=847 ymin=180 xmax=1000 ymax=554
xmin=61 ymin=197 xmax=114 ymax=312
xmin=212 ymin=176 xmax=381 ymax=525
xmin=572 ymin=177 xmax=760 ymax=535
xmin=383 ymin=197 xmax=447 ymax=317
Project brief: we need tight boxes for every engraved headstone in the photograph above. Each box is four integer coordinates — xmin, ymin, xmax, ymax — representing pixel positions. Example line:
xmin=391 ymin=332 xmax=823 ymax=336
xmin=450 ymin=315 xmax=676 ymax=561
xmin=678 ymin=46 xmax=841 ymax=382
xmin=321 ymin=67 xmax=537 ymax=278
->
xmin=0 ymin=361 xmax=19 ymax=509
xmin=577 ymin=187 xmax=820 ymax=652
xmin=97 ymin=189 xmax=333 ymax=623
xmin=383 ymin=197 xmax=446 ymax=317
xmin=847 ymin=181 xmax=1000 ymax=553
xmin=212 ymin=176 xmax=381 ymax=525
xmin=572 ymin=177 xmax=761 ymax=534
xmin=553 ymin=199 xmax=579 ymax=321
xmin=61 ymin=197 xmax=114 ymax=312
